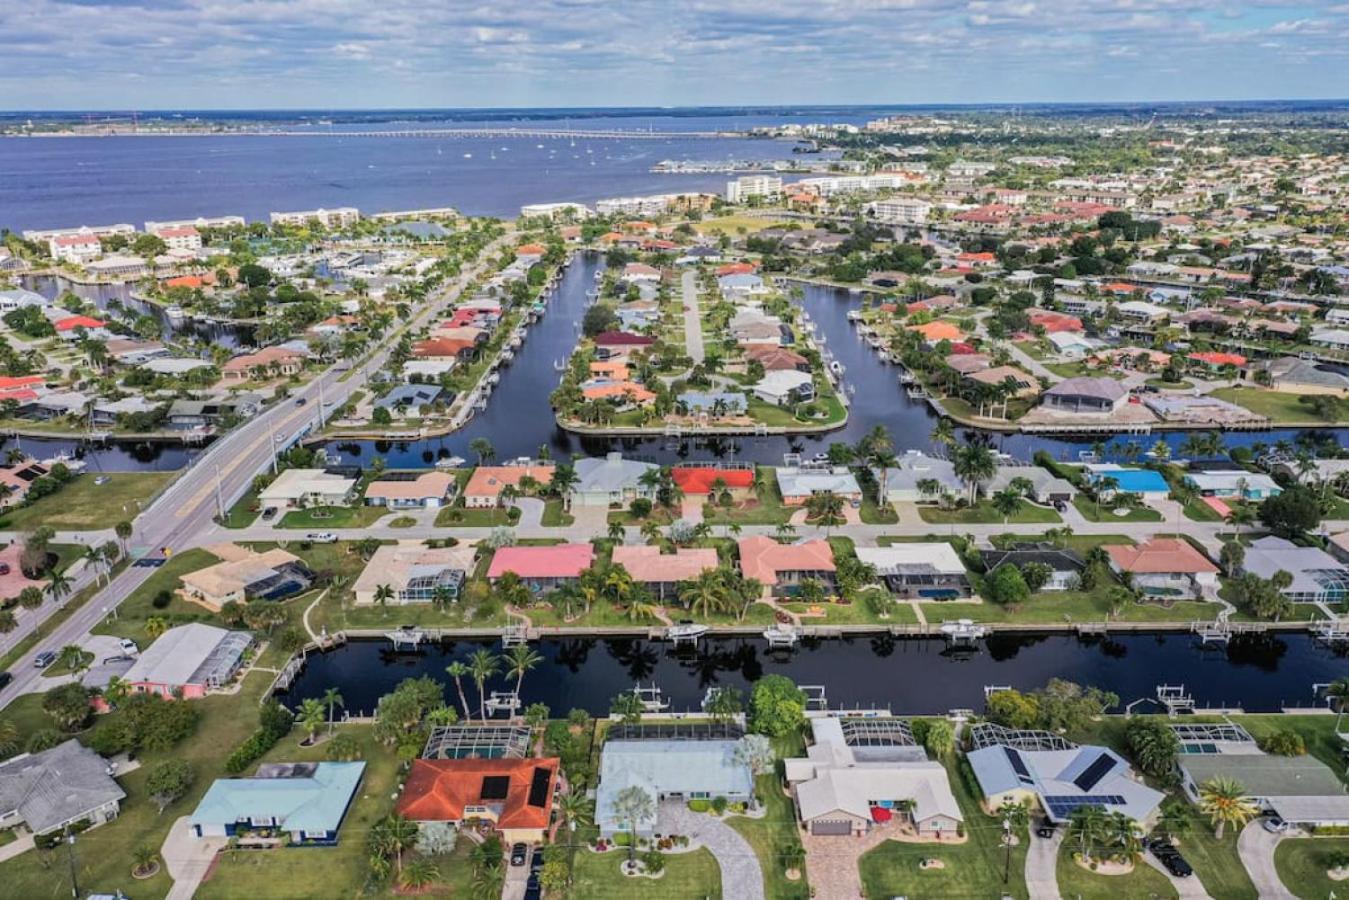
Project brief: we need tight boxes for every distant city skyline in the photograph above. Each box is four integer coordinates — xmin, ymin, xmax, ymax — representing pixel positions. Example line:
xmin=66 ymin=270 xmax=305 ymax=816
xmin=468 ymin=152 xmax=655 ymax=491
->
xmin=3 ymin=0 xmax=1347 ymax=110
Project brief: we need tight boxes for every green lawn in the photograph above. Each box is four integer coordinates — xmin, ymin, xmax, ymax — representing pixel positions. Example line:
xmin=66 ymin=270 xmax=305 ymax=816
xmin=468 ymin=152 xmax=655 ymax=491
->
xmin=434 ymin=503 xmax=521 ymax=527
xmin=1182 ymin=499 xmax=1224 ymax=522
xmin=220 ymin=484 xmax=262 ymax=528
xmin=0 ymin=473 xmax=173 ymax=531
xmin=1054 ymin=849 xmax=1177 ymax=899
xmin=918 ymin=500 xmax=1061 ymax=525
xmin=1210 ymin=387 xmax=1336 ymax=425
xmin=1145 ymin=378 xmax=1193 ymax=389
xmin=195 ymin=725 xmax=411 ymax=900
xmin=859 ymin=754 xmax=1028 ymax=899
xmin=91 ymin=548 xmax=222 ymax=646
xmin=1273 ymin=837 xmax=1349 ymax=900
xmin=701 ymin=469 xmax=793 ymax=526
xmin=541 ymin=498 xmax=575 ymax=527
xmin=39 ymin=649 xmax=93 ymax=677
xmin=728 ymin=773 xmax=810 ymax=900
xmin=568 ymin=847 xmax=722 ymax=898
xmin=921 ymin=592 xmax=1223 ymax=625
xmin=1072 ymin=495 xmax=1164 ymax=523
xmin=0 ymin=674 xmax=271 ymax=900
xmin=988 ymin=533 xmax=1135 ymax=553
xmin=277 ymin=505 xmax=389 ymax=529
xmin=781 ymin=597 xmax=920 ymax=626
xmin=1165 ymin=803 xmax=1257 ymax=900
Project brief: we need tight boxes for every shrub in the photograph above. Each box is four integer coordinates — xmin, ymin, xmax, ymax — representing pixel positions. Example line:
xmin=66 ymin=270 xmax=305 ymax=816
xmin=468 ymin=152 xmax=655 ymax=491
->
xmin=687 ymin=798 xmax=710 ymax=813
xmin=642 ymin=850 xmax=665 ymax=875
xmin=151 ymin=590 xmax=173 ymax=610
xmin=1260 ymin=729 xmax=1306 ymax=756
xmin=225 ymin=700 xmax=293 ymax=774
xmin=711 ymin=796 xmax=728 ymax=815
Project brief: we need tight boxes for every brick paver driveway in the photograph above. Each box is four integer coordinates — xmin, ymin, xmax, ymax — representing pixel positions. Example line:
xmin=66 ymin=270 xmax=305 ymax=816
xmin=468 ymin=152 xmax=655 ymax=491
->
xmin=659 ymin=801 xmax=765 ymax=900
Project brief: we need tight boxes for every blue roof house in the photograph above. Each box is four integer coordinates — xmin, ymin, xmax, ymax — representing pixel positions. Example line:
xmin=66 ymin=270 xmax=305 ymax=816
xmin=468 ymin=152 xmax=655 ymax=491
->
xmin=190 ymin=761 xmax=365 ymax=845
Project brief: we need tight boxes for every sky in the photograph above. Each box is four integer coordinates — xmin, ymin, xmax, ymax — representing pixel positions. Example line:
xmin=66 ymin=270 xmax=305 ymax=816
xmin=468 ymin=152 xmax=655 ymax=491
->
xmin=2 ymin=0 xmax=1348 ymax=110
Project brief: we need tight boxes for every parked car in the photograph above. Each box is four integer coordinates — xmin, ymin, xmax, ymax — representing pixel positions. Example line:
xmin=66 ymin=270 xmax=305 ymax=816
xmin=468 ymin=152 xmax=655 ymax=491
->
xmin=0 ymin=672 xmax=12 ymax=689
xmin=119 ymin=638 xmax=139 ymax=656
xmin=1148 ymin=839 xmax=1193 ymax=877
xmin=1035 ymin=823 xmax=1056 ymax=838
xmin=0 ymin=562 xmax=10 ymax=575
xmin=33 ymin=650 xmax=57 ymax=669
xmin=1262 ymin=815 xmax=1289 ymax=834
xmin=295 ymin=397 xmax=307 ymax=406
xmin=261 ymin=507 xmax=278 ymax=521
xmin=510 ymin=843 xmax=528 ymax=866
xmin=306 ymin=532 xmax=338 ymax=544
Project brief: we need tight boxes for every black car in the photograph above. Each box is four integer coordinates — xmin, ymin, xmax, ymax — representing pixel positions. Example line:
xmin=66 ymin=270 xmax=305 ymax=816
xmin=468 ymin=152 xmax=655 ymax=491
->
xmin=1035 ymin=817 xmax=1056 ymax=838
xmin=1150 ymin=843 xmax=1192 ymax=877
xmin=295 ymin=397 xmax=307 ymax=406
xmin=0 ymin=672 xmax=11 ymax=690
xmin=510 ymin=842 xmax=528 ymax=866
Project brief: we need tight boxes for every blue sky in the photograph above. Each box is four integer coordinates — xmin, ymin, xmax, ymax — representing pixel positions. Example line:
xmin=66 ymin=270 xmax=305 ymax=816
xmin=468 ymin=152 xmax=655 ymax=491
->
xmin=2 ymin=0 xmax=1347 ymax=109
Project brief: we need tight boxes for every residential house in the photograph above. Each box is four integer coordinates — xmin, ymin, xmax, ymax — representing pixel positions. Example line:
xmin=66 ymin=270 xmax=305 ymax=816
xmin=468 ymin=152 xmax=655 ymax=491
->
xmin=1041 ymin=377 xmax=1129 ymax=415
xmin=743 ymin=346 xmax=810 ymax=372
xmin=876 ymin=451 xmax=962 ymax=504
xmin=375 ymin=384 xmax=444 ymax=413
xmin=856 ymin=543 xmax=970 ymax=600
xmin=570 ymin=453 xmax=658 ymax=508
xmin=486 ymin=544 xmax=595 ymax=593
xmin=670 ymin=464 xmax=756 ymax=497
xmin=596 ymin=731 xmax=754 ymax=837
xmin=752 ymin=370 xmax=814 ymax=406
xmin=165 ymin=396 xmax=261 ymax=431
xmin=353 ymin=543 xmax=477 ymax=605
xmin=986 ymin=466 xmax=1076 ymax=505
xmin=462 ymin=464 xmax=554 ymax=509
xmin=397 ymin=757 xmax=561 ymax=844
xmin=775 ymin=466 xmax=862 ymax=506
xmin=593 ymin=331 xmax=654 ymax=359
xmin=784 ymin=717 xmax=962 ymax=838
xmin=364 ymin=471 xmax=457 ymax=508
xmin=1103 ymin=538 xmax=1219 ymax=600
xmin=738 ymin=536 xmax=836 ymax=597
xmin=179 ymin=545 xmax=313 ymax=611
xmin=258 ymin=469 xmax=357 ymax=511
xmin=676 ymin=391 xmax=747 ymax=417
xmin=0 ymin=741 xmax=125 ymax=837
xmin=123 ymin=623 xmax=254 ymax=698
xmin=611 ymin=546 xmax=720 ymax=601
xmin=1241 ymin=536 xmax=1349 ymax=605
xmin=191 ymin=762 xmax=365 ymax=844
xmin=1183 ymin=470 xmax=1281 ymax=500
xmin=981 ymin=544 xmax=1085 ymax=591
xmin=221 ymin=346 xmax=309 ymax=381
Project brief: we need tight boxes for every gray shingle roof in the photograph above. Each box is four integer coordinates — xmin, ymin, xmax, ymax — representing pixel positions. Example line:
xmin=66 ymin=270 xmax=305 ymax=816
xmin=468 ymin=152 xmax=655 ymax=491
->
xmin=0 ymin=740 xmax=125 ymax=835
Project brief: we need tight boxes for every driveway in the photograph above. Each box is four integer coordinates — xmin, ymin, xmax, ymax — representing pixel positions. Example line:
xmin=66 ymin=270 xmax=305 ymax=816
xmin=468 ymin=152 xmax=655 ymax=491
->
xmin=1237 ymin=820 xmax=1294 ymax=899
xmin=161 ymin=815 xmax=227 ymax=900
xmin=659 ymin=801 xmax=764 ymax=900
xmin=1143 ymin=852 xmax=1212 ymax=898
xmin=1026 ymin=827 xmax=1063 ymax=900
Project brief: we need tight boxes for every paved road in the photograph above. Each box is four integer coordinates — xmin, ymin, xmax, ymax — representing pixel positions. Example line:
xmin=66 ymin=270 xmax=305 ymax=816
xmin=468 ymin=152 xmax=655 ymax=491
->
xmin=681 ymin=269 xmax=705 ymax=364
xmin=1236 ymin=820 xmax=1294 ymax=899
xmin=659 ymin=801 xmax=764 ymax=900
xmin=1025 ymin=828 xmax=1063 ymax=900
xmin=0 ymin=232 xmax=514 ymax=711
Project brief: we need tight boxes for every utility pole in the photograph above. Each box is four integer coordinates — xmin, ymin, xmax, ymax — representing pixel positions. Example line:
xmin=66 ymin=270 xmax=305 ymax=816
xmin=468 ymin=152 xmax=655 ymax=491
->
xmin=214 ymin=465 xmax=225 ymax=521
xmin=65 ymin=825 xmax=79 ymax=899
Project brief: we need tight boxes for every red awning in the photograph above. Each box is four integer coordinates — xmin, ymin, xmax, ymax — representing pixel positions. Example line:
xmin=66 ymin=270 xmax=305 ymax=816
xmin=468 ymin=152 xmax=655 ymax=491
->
xmin=870 ymin=806 xmax=892 ymax=823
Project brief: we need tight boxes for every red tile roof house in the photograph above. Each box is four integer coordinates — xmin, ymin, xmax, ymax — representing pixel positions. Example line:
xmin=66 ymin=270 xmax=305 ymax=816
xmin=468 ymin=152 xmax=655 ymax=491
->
xmin=1028 ymin=310 xmax=1084 ymax=334
xmin=397 ymin=757 xmax=560 ymax=844
xmin=1104 ymin=538 xmax=1219 ymax=601
xmin=221 ymin=346 xmax=309 ymax=380
xmin=487 ymin=544 xmax=595 ymax=594
xmin=737 ymin=536 xmax=836 ymax=599
xmin=54 ymin=315 xmax=108 ymax=339
xmin=611 ymin=545 xmax=719 ymax=601
xmin=671 ymin=465 xmax=756 ymax=497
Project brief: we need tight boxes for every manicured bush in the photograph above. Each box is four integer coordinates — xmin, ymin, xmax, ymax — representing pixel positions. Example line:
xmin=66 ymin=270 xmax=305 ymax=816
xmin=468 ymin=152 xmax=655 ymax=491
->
xmin=687 ymin=798 xmax=710 ymax=813
xmin=711 ymin=796 xmax=728 ymax=815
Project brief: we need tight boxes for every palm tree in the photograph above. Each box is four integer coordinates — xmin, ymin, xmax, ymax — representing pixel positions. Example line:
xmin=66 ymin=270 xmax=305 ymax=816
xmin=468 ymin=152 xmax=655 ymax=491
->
xmin=45 ymin=570 xmax=72 ymax=606
xmin=612 ymin=785 xmax=656 ymax=864
xmin=0 ymin=609 xmax=16 ymax=652
xmin=952 ymin=441 xmax=997 ymax=505
xmin=446 ymin=662 xmax=472 ymax=721
xmin=57 ymin=644 xmax=87 ymax=675
xmin=505 ymin=644 xmax=542 ymax=698
xmin=468 ymin=648 xmax=500 ymax=721
xmin=1198 ymin=777 xmax=1258 ymax=838
xmin=930 ymin=417 xmax=956 ymax=451
xmin=680 ymin=570 xmax=729 ymax=618
xmin=556 ymin=790 xmax=595 ymax=837
xmin=299 ymin=698 xmax=326 ymax=744
xmin=1325 ymin=676 xmax=1349 ymax=732
xmin=1225 ymin=503 xmax=1257 ymax=537
xmin=1068 ymin=804 xmax=1109 ymax=862
xmin=469 ymin=437 xmax=495 ymax=466
xmin=608 ymin=519 xmax=627 ymax=541
xmin=145 ymin=616 xmax=169 ymax=640
xmin=805 ymin=490 xmax=845 ymax=533
xmin=373 ymin=583 xmax=395 ymax=616
xmin=400 ymin=858 xmax=439 ymax=890
xmin=83 ymin=544 xmax=107 ymax=586
xmin=991 ymin=487 xmax=1023 ymax=524
xmin=322 ymin=687 xmax=344 ymax=735
xmin=372 ymin=814 xmax=420 ymax=878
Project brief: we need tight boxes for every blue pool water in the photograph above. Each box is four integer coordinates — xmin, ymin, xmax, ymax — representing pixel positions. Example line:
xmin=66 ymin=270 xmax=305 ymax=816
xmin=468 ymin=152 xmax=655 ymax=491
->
xmin=1092 ymin=468 xmax=1171 ymax=494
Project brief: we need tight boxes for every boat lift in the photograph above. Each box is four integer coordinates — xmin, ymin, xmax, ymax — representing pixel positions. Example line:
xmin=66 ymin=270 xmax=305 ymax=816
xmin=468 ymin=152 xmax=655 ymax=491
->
xmin=1156 ymin=684 xmax=1196 ymax=716
xmin=631 ymin=683 xmax=669 ymax=713
xmin=763 ymin=624 xmax=799 ymax=648
xmin=940 ymin=619 xmax=988 ymax=647
xmin=385 ymin=626 xmax=426 ymax=651
xmin=484 ymin=691 xmax=521 ymax=716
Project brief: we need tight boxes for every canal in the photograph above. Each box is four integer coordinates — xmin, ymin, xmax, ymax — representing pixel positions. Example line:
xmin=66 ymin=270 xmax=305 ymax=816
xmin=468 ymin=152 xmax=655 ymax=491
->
xmin=278 ymin=632 xmax=1348 ymax=718
xmin=317 ymin=270 xmax=1348 ymax=468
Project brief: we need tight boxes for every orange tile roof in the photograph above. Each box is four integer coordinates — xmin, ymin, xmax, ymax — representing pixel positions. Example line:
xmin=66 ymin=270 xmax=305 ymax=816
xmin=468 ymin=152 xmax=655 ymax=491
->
xmin=738 ymin=536 xmax=835 ymax=586
xmin=397 ymin=757 xmax=559 ymax=830
xmin=611 ymin=545 xmax=719 ymax=584
xmin=1104 ymin=538 xmax=1218 ymax=575
xmin=582 ymin=381 xmax=655 ymax=404
xmin=463 ymin=465 xmax=555 ymax=500
xmin=906 ymin=321 xmax=964 ymax=342
xmin=1188 ymin=352 xmax=1247 ymax=367
xmin=671 ymin=466 xmax=755 ymax=494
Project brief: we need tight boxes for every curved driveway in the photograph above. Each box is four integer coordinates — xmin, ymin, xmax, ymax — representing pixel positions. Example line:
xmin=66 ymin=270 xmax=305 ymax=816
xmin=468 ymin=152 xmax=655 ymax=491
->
xmin=660 ymin=801 xmax=764 ymax=900
xmin=1237 ymin=820 xmax=1294 ymax=899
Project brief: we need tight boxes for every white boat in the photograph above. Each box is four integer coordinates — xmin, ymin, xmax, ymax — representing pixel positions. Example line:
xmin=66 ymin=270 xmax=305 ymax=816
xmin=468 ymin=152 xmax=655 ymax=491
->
xmin=163 ymin=304 xmax=185 ymax=322
xmin=666 ymin=623 xmax=709 ymax=641
xmin=463 ymin=152 xmax=472 ymax=159
xmin=846 ymin=310 xmax=862 ymax=322
xmin=631 ymin=683 xmax=669 ymax=713
xmin=829 ymin=360 xmax=843 ymax=375
xmin=435 ymin=456 xmax=467 ymax=469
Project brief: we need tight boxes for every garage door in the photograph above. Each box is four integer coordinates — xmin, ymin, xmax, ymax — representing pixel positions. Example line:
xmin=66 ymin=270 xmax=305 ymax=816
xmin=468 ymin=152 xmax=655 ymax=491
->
xmin=811 ymin=819 xmax=852 ymax=836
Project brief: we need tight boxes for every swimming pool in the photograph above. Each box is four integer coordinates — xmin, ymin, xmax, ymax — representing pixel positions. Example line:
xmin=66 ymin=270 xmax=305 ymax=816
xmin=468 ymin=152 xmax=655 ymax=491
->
xmin=1091 ymin=468 xmax=1170 ymax=494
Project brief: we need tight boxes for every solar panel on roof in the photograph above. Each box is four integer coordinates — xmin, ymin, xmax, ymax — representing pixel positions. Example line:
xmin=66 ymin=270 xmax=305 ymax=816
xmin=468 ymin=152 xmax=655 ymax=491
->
xmin=526 ymin=766 xmax=551 ymax=808
xmin=1004 ymin=746 xmax=1033 ymax=782
xmin=480 ymin=775 xmax=511 ymax=801
xmin=1072 ymin=752 xmax=1116 ymax=793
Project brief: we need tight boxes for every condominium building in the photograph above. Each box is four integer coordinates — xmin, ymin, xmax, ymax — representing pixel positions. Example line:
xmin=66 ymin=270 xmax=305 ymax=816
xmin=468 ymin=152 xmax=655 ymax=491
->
xmin=144 ymin=216 xmax=245 ymax=232
xmin=150 ymin=225 xmax=202 ymax=252
xmin=725 ymin=174 xmax=782 ymax=203
xmin=269 ymin=207 xmax=361 ymax=228
xmin=870 ymin=196 xmax=932 ymax=225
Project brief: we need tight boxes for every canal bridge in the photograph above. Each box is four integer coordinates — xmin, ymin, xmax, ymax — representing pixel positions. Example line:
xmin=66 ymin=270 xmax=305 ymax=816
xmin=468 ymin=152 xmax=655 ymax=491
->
xmin=257 ymin=127 xmax=735 ymax=140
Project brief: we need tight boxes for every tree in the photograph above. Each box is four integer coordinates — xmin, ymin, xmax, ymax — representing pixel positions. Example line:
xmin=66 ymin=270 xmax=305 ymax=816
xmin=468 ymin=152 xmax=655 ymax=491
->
xmin=556 ymin=790 xmax=595 ymax=837
xmin=680 ymin=569 xmax=729 ymax=619
xmin=952 ymin=441 xmax=997 ymax=504
xmin=327 ymin=732 xmax=360 ymax=761
xmin=986 ymin=689 xmax=1041 ymax=729
xmin=1125 ymin=717 xmax=1180 ymax=778
xmin=610 ymin=690 xmax=645 ymax=724
xmin=1219 ymin=541 xmax=1245 ymax=577
xmin=56 ymin=644 xmax=88 ymax=676
xmin=705 ymin=686 xmax=744 ymax=724
xmin=299 ymin=698 xmax=326 ymax=744
xmin=323 ymin=687 xmax=344 ymax=735
xmin=1327 ymin=676 xmax=1349 ymax=732
xmin=612 ymin=785 xmax=656 ymax=863
xmin=1260 ymin=729 xmax=1306 ymax=756
xmin=985 ymin=565 xmax=1030 ymax=606
xmin=146 ymin=760 xmax=195 ymax=813
xmin=131 ymin=846 xmax=159 ymax=877
xmin=369 ymin=813 xmax=420 ymax=878
xmin=749 ymin=674 xmax=806 ymax=738
xmin=1198 ymin=777 xmax=1258 ymax=838
xmin=400 ymin=858 xmax=440 ymax=891
xmin=505 ymin=643 xmax=543 ymax=697
xmin=468 ymin=648 xmax=500 ymax=721
xmin=45 ymin=569 xmax=72 ymax=605
xmin=469 ymin=437 xmax=495 ymax=466
xmin=990 ymin=487 xmax=1022 ymax=524
xmin=17 ymin=587 xmax=42 ymax=611
xmin=43 ymin=682 xmax=92 ymax=731
xmin=115 ymin=520 xmax=134 ymax=553
xmin=1068 ymin=803 xmax=1109 ymax=862
xmin=373 ymin=583 xmax=395 ymax=615
xmin=446 ymin=662 xmax=472 ymax=721
xmin=145 ymin=615 xmax=169 ymax=640
xmin=1259 ymin=484 xmax=1322 ymax=538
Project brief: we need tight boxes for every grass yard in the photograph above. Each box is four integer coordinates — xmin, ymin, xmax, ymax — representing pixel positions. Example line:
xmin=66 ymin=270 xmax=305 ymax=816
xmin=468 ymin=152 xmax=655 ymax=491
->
xmin=859 ymin=754 xmax=1029 ymax=899
xmin=0 ymin=472 xmax=173 ymax=531
xmin=91 ymin=548 xmax=222 ymax=646
xmin=568 ymin=846 xmax=722 ymax=899
xmin=1054 ymin=849 xmax=1177 ymax=899
xmin=917 ymin=592 xmax=1222 ymax=625
xmin=728 ymin=773 xmax=810 ymax=900
xmin=701 ymin=468 xmax=793 ymax=526
xmin=693 ymin=214 xmax=793 ymax=236
xmin=195 ymin=725 xmax=411 ymax=900
xmin=1211 ymin=387 xmax=1334 ymax=425
xmin=541 ymin=498 xmax=574 ymax=527
xmin=781 ymin=597 xmax=920 ymax=626
xmin=1273 ymin=837 xmax=1349 ymax=900
xmin=1072 ymin=495 xmax=1164 ymax=523
xmin=434 ymin=503 xmax=521 ymax=527
xmin=1164 ymin=803 xmax=1257 ymax=900
xmin=277 ymin=504 xmax=389 ymax=529
xmin=988 ymin=532 xmax=1134 ymax=553
xmin=918 ymin=500 xmax=1061 ymax=525
xmin=220 ymin=484 xmax=262 ymax=528
xmin=0 ymin=674 xmax=272 ymax=900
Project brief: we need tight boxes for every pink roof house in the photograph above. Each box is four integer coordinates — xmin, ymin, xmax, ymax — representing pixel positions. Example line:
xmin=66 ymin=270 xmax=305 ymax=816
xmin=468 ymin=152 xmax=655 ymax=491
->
xmin=486 ymin=544 xmax=595 ymax=593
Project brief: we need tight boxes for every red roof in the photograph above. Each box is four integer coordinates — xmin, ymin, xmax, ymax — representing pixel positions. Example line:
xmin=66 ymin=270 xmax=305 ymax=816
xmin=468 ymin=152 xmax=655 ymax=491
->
xmin=1102 ymin=282 xmax=1138 ymax=295
xmin=1188 ymin=351 xmax=1247 ymax=367
xmin=154 ymin=226 xmax=199 ymax=238
xmin=0 ymin=376 xmax=45 ymax=391
xmin=716 ymin=262 xmax=757 ymax=277
xmin=54 ymin=315 xmax=105 ymax=331
xmin=671 ymin=466 xmax=755 ymax=494
xmin=1104 ymin=538 xmax=1218 ymax=575
xmin=593 ymin=331 xmax=654 ymax=347
xmin=396 ymin=757 xmax=560 ymax=830
xmin=948 ymin=342 xmax=978 ymax=355
xmin=515 ymin=243 xmax=545 ymax=256
xmin=1029 ymin=311 xmax=1084 ymax=333
xmin=54 ymin=234 xmax=99 ymax=246
xmin=738 ymin=536 xmax=834 ymax=586
xmin=487 ymin=544 xmax=595 ymax=580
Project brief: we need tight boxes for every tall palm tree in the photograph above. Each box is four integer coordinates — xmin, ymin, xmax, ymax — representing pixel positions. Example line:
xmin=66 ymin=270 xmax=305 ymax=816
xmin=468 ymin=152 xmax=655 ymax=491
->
xmin=680 ymin=570 xmax=728 ymax=618
xmin=991 ymin=487 xmax=1023 ymax=524
xmin=83 ymin=544 xmax=106 ymax=586
xmin=930 ymin=417 xmax=956 ymax=451
xmin=469 ymin=437 xmax=495 ymax=466
xmin=504 ymin=644 xmax=542 ymax=698
xmin=1325 ymin=676 xmax=1349 ymax=732
xmin=45 ymin=570 xmax=72 ymax=606
xmin=322 ymin=687 xmax=344 ymax=735
xmin=952 ymin=441 xmax=997 ymax=505
xmin=373 ymin=583 xmax=395 ymax=616
xmin=446 ymin=662 xmax=472 ymax=721
xmin=468 ymin=648 xmax=500 ymax=721
xmin=1198 ymin=777 xmax=1258 ymax=838
xmin=299 ymin=698 xmax=326 ymax=744
xmin=555 ymin=790 xmax=595 ymax=837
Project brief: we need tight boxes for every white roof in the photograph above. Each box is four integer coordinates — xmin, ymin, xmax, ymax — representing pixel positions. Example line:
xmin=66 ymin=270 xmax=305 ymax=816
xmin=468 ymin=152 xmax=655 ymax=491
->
xmin=124 ymin=623 xmax=244 ymax=687
xmin=258 ymin=469 xmax=356 ymax=503
xmin=1184 ymin=471 xmax=1279 ymax=492
xmin=856 ymin=544 xmax=966 ymax=577
xmin=754 ymin=370 xmax=812 ymax=397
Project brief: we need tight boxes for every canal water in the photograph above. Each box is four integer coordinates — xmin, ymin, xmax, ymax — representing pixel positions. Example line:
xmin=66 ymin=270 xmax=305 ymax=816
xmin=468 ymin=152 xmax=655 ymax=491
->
xmin=279 ymin=632 xmax=1348 ymax=718
xmin=318 ymin=265 xmax=1347 ymax=468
